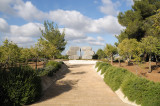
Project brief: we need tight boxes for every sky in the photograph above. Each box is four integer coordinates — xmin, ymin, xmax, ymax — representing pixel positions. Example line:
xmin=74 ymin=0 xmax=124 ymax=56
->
xmin=0 ymin=0 xmax=133 ymax=54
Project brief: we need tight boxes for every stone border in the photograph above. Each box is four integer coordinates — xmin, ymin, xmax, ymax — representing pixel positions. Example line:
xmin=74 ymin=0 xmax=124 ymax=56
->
xmin=93 ymin=65 xmax=140 ymax=106
xmin=68 ymin=60 xmax=97 ymax=64
xmin=41 ymin=64 xmax=68 ymax=91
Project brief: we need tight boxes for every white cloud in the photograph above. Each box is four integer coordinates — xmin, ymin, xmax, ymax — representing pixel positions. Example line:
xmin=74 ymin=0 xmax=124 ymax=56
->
xmin=62 ymin=28 xmax=86 ymax=40
xmin=0 ymin=0 xmax=124 ymax=47
xmin=89 ymin=41 xmax=105 ymax=46
xmin=0 ymin=0 xmax=16 ymax=15
xmin=49 ymin=10 xmax=91 ymax=31
xmin=10 ymin=23 xmax=43 ymax=37
xmin=5 ymin=36 xmax=34 ymax=44
xmin=88 ymin=15 xmax=124 ymax=35
xmin=0 ymin=18 xmax=43 ymax=47
xmin=97 ymin=36 xmax=104 ymax=41
xmin=100 ymin=0 xmax=120 ymax=16
xmin=72 ymin=36 xmax=105 ymax=46
xmin=0 ymin=18 xmax=10 ymax=32
xmin=14 ymin=1 xmax=48 ymax=21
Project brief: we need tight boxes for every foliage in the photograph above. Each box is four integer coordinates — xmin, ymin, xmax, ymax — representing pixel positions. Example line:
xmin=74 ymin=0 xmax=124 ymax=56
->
xmin=104 ymin=44 xmax=117 ymax=65
xmin=141 ymin=36 xmax=159 ymax=72
xmin=0 ymin=66 xmax=42 ymax=105
xmin=39 ymin=21 xmax=67 ymax=58
xmin=104 ymin=66 xmax=130 ymax=91
xmin=117 ymin=0 xmax=160 ymax=42
xmin=100 ymin=64 xmax=111 ymax=75
xmin=97 ymin=62 xmax=109 ymax=72
xmin=118 ymin=38 xmax=143 ymax=63
xmin=96 ymin=49 xmax=106 ymax=59
xmin=20 ymin=48 xmax=32 ymax=64
xmin=37 ymin=61 xmax=62 ymax=77
xmin=95 ymin=62 xmax=102 ymax=68
xmin=0 ymin=39 xmax=21 ymax=67
xmin=96 ymin=62 xmax=160 ymax=106
xmin=121 ymin=76 xmax=160 ymax=106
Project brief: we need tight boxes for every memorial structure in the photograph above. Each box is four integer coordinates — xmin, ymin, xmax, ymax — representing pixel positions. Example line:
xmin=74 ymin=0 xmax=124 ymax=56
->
xmin=66 ymin=46 xmax=94 ymax=60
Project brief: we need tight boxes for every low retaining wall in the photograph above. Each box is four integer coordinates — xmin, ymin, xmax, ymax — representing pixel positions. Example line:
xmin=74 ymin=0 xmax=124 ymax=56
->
xmin=41 ymin=64 xmax=68 ymax=91
xmin=94 ymin=65 xmax=140 ymax=106
xmin=68 ymin=60 xmax=97 ymax=64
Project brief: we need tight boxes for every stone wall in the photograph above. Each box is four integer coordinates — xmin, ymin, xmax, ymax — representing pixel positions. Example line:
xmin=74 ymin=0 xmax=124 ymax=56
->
xmin=66 ymin=46 xmax=95 ymax=60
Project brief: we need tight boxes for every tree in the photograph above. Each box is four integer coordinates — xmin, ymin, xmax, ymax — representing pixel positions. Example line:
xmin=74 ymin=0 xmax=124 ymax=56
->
xmin=30 ymin=45 xmax=41 ymax=70
xmin=96 ymin=49 xmax=106 ymax=59
xmin=104 ymin=44 xmax=117 ymax=65
xmin=40 ymin=21 xmax=67 ymax=59
xmin=20 ymin=48 xmax=32 ymax=65
xmin=0 ymin=39 xmax=20 ymax=68
xmin=117 ymin=0 xmax=160 ymax=43
xmin=141 ymin=36 xmax=159 ymax=73
xmin=118 ymin=39 xmax=140 ymax=65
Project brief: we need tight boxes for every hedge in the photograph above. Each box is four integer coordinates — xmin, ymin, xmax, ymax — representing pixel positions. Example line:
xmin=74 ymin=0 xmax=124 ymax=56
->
xmin=0 ymin=66 xmax=42 ymax=105
xmin=96 ymin=62 xmax=109 ymax=72
xmin=37 ymin=61 xmax=62 ymax=77
xmin=95 ymin=62 xmax=160 ymax=106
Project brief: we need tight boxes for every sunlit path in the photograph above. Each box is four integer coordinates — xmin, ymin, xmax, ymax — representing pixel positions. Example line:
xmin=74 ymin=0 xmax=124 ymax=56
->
xmin=32 ymin=62 xmax=130 ymax=106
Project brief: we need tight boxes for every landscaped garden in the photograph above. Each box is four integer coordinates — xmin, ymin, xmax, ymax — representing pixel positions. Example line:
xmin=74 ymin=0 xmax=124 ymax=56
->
xmin=95 ymin=61 xmax=160 ymax=106
xmin=0 ymin=21 xmax=66 ymax=105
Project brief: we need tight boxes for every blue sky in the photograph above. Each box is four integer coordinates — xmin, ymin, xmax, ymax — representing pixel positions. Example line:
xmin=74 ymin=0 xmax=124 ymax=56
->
xmin=0 ymin=0 xmax=133 ymax=54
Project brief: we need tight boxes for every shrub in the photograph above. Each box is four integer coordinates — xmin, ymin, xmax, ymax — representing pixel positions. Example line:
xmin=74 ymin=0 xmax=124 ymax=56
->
xmin=121 ymin=76 xmax=160 ymax=106
xmin=101 ymin=64 xmax=111 ymax=75
xmin=46 ymin=61 xmax=61 ymax=70
xmin=95 ymin=62 xmax=102 ymax=68
xmin=38 ymin=61 xmax=62 ymax=77
xmin=0 ymin=66 xmax=42 ymax=105
xmin=97 ymin=62 xmax=108 ymax=72
xmin=97 ymin=62 xmax=160 ymax=105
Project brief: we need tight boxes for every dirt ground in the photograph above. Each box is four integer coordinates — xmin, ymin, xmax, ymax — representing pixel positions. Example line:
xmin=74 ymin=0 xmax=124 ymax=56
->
xmin=113 ymin=62 xmax=160 ymax=82
xmin=28 ymin=62 xmax=44 ymax=69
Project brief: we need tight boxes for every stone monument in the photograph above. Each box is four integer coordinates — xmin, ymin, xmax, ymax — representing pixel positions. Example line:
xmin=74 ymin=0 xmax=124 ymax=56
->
xmin=66 ymin=46 xmax=80 ymax=60
xmin=66 ymin=46 xmax=95 ymax=60
xmin=81 ymin=46 xmax=94 ymax=59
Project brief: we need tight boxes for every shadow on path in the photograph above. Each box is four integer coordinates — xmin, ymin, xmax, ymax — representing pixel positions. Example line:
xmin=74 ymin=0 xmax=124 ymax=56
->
xmin=33 ymin=64 xmax=78 ymax=104
xmin=37 ymin=80 xmax=78 ymax=103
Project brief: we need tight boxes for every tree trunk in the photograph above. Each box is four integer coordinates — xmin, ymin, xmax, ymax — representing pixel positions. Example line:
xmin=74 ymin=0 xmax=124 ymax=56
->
xmin=35 ymin=57 xmax=38 ymax=70
xmin=25 ymin=59 xmax=28 ymax=65
xmin=127 ymin=56 xmax=130 ymax=66
xmin=156 ymin=55 xmax=158 ymax=67
xmin=148 ymin=54 xmax=152 ymax=73
xmin=143 ymin=53 xmax=146 ymax=62
xmin=111 ymin=54 xmax=113 ymax=65
xmin=118 ymin=59 xmax=121 ymax=67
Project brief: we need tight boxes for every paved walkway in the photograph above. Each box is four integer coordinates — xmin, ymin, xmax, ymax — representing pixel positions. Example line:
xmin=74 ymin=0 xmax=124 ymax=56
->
xmin=32 ymin=63 xmax=130 ymax=106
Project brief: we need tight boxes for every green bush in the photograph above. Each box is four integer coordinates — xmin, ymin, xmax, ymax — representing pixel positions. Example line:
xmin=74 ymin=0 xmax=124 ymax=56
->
xmin=0 ymin=66 xmax=42 ymax=105
xmin=46 ymin=61 xmax=61 ymax=70
xmin=38 ymin=61 xmax=62 ymax=77
xmin=97 ymin=62 xmax=160 ymax=106
xmin=100 ymin=64 xmax=111 ymax=75
xmin=97 ymin=62 xmax=108 ymax=72
xmin=95 ymin=62 xmax=102 ymax=68
xmin=121 ymin=76 xmax=160 ymax=106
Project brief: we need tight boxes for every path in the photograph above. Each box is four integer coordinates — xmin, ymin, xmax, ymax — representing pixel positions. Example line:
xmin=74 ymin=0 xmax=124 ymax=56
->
xmin=32 ymin=62 xmax=130 ymax=106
